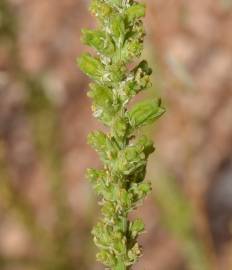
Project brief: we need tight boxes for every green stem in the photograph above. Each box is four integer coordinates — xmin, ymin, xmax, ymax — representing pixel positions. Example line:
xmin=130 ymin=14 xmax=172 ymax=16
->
xmin=114 ymin=261 xmax=128 ymax=270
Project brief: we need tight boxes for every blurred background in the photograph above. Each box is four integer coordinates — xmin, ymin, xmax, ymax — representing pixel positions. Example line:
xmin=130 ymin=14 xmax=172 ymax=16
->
xmin=0 ymin=0 xmax=232 ymax=269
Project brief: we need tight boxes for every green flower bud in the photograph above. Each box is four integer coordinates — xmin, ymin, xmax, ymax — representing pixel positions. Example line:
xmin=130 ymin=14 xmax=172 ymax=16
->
xmin=101 ymin=201 xmax=116 ymax=218
xmin=128 ymin=243 xmax=142 ymax=264
xmin=112 ymin=234 xmax=127 ymax=255
xmin=127 ymin=39 xmax=143 ymax=57
xmin=130 ymin=182 xmax=152 ymax=203
xmin=130 ymin=219 xmax=145 ymax=238
xmin=118 ymin=189 xmax=133 ymax=211
xmin=136 ymin=136 xmax=155 ymax=157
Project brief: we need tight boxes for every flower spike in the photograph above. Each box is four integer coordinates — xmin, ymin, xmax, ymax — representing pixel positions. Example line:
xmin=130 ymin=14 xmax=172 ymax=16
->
xmin=78 ymin=1 xmax=165 ymax=269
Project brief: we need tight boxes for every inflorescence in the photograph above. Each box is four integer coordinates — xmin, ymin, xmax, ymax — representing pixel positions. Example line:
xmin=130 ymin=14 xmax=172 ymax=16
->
xmin=78 ymin=1 xmax=165 ymax=269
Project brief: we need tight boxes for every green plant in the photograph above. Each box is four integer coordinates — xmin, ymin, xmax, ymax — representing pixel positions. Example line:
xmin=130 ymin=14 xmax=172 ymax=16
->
xmin=78 ymin=0 xmax=165 ymax=269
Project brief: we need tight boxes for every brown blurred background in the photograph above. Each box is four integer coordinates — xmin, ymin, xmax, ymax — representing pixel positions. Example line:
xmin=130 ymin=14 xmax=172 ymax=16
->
xmin=0 ymin=0 xmax=232 ymax=269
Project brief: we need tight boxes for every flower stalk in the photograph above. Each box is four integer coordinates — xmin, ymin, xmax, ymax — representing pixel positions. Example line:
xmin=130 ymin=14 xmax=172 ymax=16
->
xmin=78 ymin=0 xmax=165 ymax=269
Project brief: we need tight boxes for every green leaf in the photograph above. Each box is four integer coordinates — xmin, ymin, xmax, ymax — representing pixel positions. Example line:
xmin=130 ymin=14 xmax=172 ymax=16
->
xmin=111 ymin=15 xmax=126 ymax=47
xmin=101 ymin=201 xmax=116 ymax=218
xmin=86 ymin=168 xmax=105 ymax=183
xmin=88 ymin=83 xmax=118 ymax=124
xmin=118 ymin=189 xmax=133 ymax=210
xmin=86 ymin=168 xmax=110 ymax=197
xmin=90 ymin=0 xmax=112 ymax=20
xmin=105 ymin=0 xmax=123 ymax=8
xmin=128 ymin=99 xmax=165 ymax=129
xmin=88 ymin=131 xmax=118 ymax=161
xmin=77 ymin=53 xmax=104 ymax=81
xmin=82 ymin=29 xmax=115 ymax=56
xmin=126 ymin=3 xmax=146 ymax=22
xmin=112 ymin=117 xmax=129 ymax=140
xmin=113 ymin=136 xmax=153 ymax=176
xmin=108 ymin=63 xmax=127 ymax=82
xmin=96 ymin=250 xmax=116 ymax=267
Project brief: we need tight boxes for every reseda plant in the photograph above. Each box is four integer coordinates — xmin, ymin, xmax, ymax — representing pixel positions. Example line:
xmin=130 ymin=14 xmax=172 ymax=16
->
xmin=78 ymin=0 xmax=165 ymax=269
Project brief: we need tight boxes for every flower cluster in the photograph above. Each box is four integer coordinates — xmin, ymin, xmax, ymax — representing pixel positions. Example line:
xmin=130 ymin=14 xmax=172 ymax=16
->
xmin=78 ymin=0 xmax=165 ymax=269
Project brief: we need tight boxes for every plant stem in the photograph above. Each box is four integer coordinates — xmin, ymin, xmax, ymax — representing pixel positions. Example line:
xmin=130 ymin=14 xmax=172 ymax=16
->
xmin=114 ymin=261 xmax=128 ymax=270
